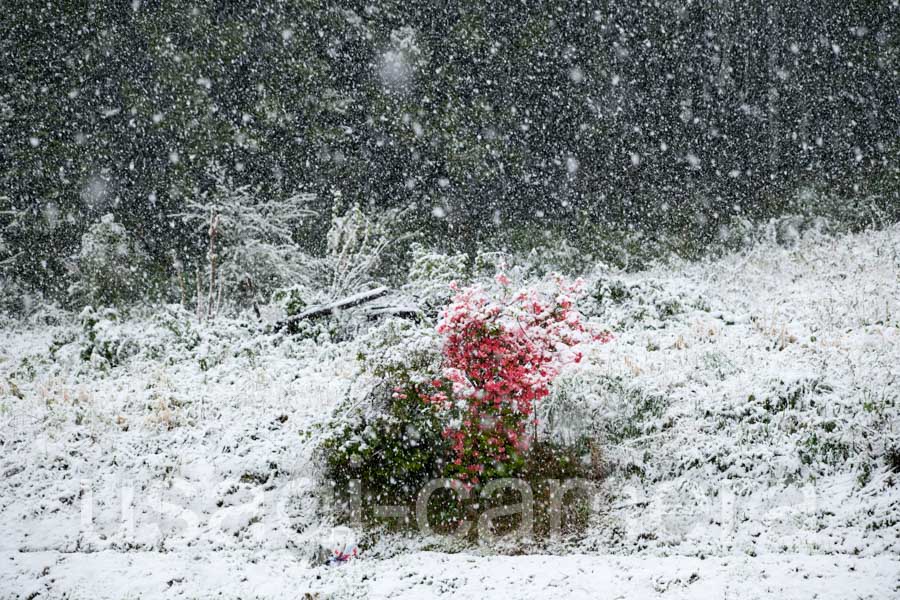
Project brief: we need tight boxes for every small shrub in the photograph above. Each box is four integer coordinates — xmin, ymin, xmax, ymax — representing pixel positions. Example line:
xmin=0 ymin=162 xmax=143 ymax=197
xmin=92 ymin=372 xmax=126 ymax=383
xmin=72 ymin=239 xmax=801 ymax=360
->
xmin=150 ymin=306 xmax=202 ymax=353
xmin=321 ymin=385 xmax=448 ymax=528
xmin=79 ymin=306 xmax=139 ymax=368
xmin=404 ymin=243 xmax=468 ymax=311
xmin=592 ymin=280 xmax=632 ymax=305
xmin=884 ymin=444 xmax=900 ymax=474
xmin=70 ymin=214 xmax=149 ymax=308
xmin=321 ymin=275 xmax=611 ymax=541
xmin=588 ymin=278 xmax=690 ymax=326
xmin=272 ymin=285 xmax=311 ymax=317
xmin=78 ymin=304 xmax=204 ymax=369
xmin=355 ymin=318 xmax=441 ymax=383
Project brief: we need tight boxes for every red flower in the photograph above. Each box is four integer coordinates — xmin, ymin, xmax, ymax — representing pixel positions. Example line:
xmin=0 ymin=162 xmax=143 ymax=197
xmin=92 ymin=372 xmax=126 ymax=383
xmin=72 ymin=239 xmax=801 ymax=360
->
xmin=417 ymin=276 xmax=611 ymax=479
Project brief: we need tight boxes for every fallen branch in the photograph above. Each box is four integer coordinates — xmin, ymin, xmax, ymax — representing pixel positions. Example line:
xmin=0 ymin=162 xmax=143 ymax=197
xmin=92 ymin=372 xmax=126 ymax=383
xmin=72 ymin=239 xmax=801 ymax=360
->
xmin=362 ymin=304 xmax=423 ymax=320
xmin=274 ymin=286 xmax=390 ymax=332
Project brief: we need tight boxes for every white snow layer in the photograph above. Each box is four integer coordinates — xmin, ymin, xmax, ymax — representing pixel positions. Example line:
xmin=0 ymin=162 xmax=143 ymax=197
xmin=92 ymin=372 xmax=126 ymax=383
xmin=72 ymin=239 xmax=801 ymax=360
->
xmin=1 ymin=224 xmax=898 ymax=599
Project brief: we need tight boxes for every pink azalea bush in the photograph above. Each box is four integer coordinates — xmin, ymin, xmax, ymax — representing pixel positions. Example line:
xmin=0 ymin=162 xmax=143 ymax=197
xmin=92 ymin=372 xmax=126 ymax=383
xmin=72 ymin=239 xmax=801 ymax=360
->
xmin=402 ymin=274 xmax=612 ymax=486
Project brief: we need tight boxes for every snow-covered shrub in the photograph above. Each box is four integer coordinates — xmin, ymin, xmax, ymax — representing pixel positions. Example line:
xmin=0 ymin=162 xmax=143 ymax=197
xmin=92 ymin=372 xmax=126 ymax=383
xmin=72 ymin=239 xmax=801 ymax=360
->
xmin=150 ymin=305 xmax=203 ymax=355
xmin=355 ymin=317 xmax=442 ymax=383
xmin=263 ymin=200 xmax=411 ymax=340
xmin=517 ymin=235 xmax=597 ymax=278
xmin=270 ymin=284 xmax=340 ymax=342
xmin=70 ymin=214 xmax=149 ymax=308
xmin=788 ymin=185 xmax=898 ymax=233
xmin=321 ymin=383 xmax=449 ymax=529
xmin=597 ymin=376 xmax=669 ymax=448
xmin=79 ymin=306 xmax=141 ymax=368
xmin=322 ymin=276 xmax=611 ymax=538
xmin=403 ymin=243 xmax=468 ymax=312
xmin=546 ymin=372 xmax=669 ymax=480
xmin=587 ymin=277 xmax=701 ymax=328
xmin=591 ymin=279 xmax=634 ymax=306
xmin=314 ymin=199 xmax=408 ymax=300
xmin=323 ymin=319 xmax=447 ymax=512
xmin=321 ymin=319 xmax=447 ymax=527
xmin=266 ymin=199 xmax=406 ymax=315
xmin=420 ymin=274 xmax=610 ymax=484
xmin=77 ymin=304 xmax=207 ymax=370
xmin=172 ymin=164 xmax=316 ymax=316
xmin=271 ymin=284 xmax=311 ymax=317
xmin=538 ymin=373 xmax=602 ymax=449
xmin=471 ymin=250 xmax=512 ymax=278
xmin=285 ymin=314 xmax=357 ymax=345
xmin=715 ymin=216 xmax=758 ymax=252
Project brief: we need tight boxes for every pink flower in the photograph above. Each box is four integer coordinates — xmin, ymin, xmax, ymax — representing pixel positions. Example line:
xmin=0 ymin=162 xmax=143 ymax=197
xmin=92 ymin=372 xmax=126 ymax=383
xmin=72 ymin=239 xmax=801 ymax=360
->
xmin=421 ymin=276 xmax=612 ymax=478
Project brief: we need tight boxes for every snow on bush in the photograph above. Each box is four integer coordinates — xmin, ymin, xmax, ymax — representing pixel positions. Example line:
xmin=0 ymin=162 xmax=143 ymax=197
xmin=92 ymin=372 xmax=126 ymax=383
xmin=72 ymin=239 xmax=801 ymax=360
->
xmin=403 ymin=243 xmax=469 ymax=311
xmin=70 ymin=213 xmax=149 ymax=308
xmin=172 ymin=164 xmax=316 ymax=316
xmin=414 ymin=274 xmax=611 ymax=485
xmin=308 ymin=198 xmax=410 ymax=303
xmin=322 ymin=274 xmax=611 ymax=536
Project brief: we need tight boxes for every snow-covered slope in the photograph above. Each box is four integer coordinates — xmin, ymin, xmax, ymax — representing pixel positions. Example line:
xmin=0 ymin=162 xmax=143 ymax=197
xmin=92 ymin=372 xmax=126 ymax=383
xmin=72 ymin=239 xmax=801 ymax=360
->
xmin=1 ymin=224 xmax=898 ymax=599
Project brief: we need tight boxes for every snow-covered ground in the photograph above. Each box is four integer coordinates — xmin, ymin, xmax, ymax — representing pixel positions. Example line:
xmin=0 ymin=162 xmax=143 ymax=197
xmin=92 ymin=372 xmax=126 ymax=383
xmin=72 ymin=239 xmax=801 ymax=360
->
xmin=5 ymin=550 xmax=898 ymax=599
xmin=1 ymin=224 xmax=898 ymax=599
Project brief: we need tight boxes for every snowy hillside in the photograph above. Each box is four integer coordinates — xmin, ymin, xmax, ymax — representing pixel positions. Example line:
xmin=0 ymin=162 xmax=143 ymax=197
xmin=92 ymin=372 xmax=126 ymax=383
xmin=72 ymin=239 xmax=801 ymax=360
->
xmin=1 ymin=224 xmax=898 ymax=599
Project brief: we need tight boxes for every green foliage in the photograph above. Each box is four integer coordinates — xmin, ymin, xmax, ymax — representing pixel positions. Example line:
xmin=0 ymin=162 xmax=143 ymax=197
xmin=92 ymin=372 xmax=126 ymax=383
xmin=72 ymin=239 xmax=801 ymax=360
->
xmin=322 ymin=395 xmax=597 ymax=540
xmin=272 ymin=285 xmax=309 ymax=317
xmin=281 ymin=316 xmax=345 ymax=344
xmin=3 ymin=0 xmax=897 ymax=301
xmin=522 ymin=442 xmax=595 ymax=536
xmin=592 ymin=280 xmax=632 ymax=305
xmin=404 ymin=243 xmax=469 ymax=310
xmin=70 ymin=214 xmax=149 ymax=309
xmin=79 ymin=306 xmax=136 ymax=368
xmin=490 ymin=224 xmax=600 ymax=277
xmin=588 ymin=278 xmax=693 ymax=326
xmin=798 ymin=431 xmax=851 ymax=468
xmin=321 ymin=385 xmax=449 ymax=527
xmin=151 ymin=306 xmax=202 ymax=355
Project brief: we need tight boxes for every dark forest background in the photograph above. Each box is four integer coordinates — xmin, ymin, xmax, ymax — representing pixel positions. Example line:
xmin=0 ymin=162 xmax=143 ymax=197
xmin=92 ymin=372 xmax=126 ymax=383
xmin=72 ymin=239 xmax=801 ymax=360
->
xmin=1 ymin=0 xmax=898 ymax=302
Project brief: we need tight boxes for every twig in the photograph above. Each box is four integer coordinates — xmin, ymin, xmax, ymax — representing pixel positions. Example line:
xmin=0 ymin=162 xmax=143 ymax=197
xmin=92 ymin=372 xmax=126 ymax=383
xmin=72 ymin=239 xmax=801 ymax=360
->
xmin=207 ymin=211 xmax=219 ymax=321
xmin=195 ymin=266 xmax=202 ymax=321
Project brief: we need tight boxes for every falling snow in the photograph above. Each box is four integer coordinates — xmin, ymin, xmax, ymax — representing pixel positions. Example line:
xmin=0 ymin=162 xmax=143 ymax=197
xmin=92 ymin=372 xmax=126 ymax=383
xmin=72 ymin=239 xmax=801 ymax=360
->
xmin=1 ymin=2 xmax=898 ymax=598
